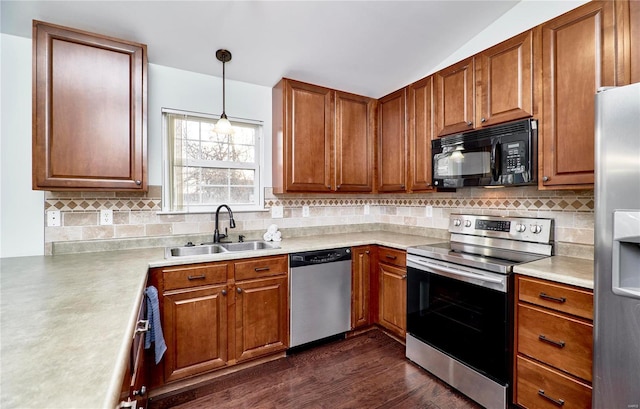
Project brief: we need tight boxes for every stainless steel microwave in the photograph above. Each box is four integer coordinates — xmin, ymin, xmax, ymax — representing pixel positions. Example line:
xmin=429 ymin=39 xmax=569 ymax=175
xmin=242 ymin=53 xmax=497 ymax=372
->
xmin=432 ymin=118 xmax=537 ymax=188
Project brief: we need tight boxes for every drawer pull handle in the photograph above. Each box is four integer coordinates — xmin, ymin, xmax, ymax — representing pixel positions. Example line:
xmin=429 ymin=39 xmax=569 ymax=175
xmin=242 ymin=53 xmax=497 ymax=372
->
xmin=188 ymin=274 xmax=206 ymax=280
xmin=539 ymin=292 xmax=566 ymax=303
xmin=254 ymin=267 xmax=270 ymax=272
xmin=538 ymin=390 xmax=565 ymax=406
xmin=538 ymin=334 xmax=566 ymax=348
xmin=385 ymin=255 xmax=397 ymax=260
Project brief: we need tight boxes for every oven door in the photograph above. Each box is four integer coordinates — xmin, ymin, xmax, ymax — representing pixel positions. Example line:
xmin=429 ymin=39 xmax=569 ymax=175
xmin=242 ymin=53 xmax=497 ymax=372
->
xmin=406 ymin=256 xmax=512 ymax=384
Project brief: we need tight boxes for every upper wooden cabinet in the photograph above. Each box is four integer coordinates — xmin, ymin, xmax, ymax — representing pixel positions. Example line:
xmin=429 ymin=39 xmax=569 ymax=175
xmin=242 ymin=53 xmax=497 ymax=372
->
xmin=272 ymin=78 xmax=375 ymax=193
xmin=539 ymin=1 xmax=618 ymax=189
xmin=618 ymin=0 xmax=640 ymax=84
xmin=407 ymin=76 xmax=435 ymax=192
xmin=32 ymin=21 xmax=147 ymax=191
xmin=377 ymin=88 xmax=407 ymax=192
xmin=434 ymin=57 xmax=476 ymax=136
xmin=476 ymin=29 xmax=538 ymax=128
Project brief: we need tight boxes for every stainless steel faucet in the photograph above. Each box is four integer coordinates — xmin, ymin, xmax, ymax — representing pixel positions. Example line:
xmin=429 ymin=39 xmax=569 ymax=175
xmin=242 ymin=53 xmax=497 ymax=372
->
xmin=213 ymin=204 xmax=236 ymax=243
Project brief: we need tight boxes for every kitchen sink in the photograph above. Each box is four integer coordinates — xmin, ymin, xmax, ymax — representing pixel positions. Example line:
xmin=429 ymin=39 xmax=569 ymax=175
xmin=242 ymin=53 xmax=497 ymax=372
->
xmin=165 ymin=240 xmax=280 ymax=258
xmin=219 ymin=241 xmax=280 ymax=252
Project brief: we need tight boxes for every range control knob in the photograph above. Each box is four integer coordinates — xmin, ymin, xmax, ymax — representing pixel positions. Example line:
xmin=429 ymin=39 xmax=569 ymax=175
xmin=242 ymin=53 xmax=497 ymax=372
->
xmin=464 ymin=220 xmax=472 ymax=228
xmin=515 ymin=223 xmax=526 ymax=233
xmin=530 ymin=224 xmax=542 ymax=234
xmin=453 ymin=219 xmax=462 ymax=227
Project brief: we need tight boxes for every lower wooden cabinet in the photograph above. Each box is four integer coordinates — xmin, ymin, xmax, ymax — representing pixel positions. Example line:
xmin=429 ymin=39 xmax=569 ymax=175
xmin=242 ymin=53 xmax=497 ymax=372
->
xmin=376 ymin=247 xmax=407 ymax=339
xmin=119 ymin=290 xmax=149 ymax=408
xmin=514 ymin=275 xmax=594 ymax=408
xmin=148 ymin=255 xmax=289 ymax=387
xmin=351 ymin=246 xmax=372 ymax=329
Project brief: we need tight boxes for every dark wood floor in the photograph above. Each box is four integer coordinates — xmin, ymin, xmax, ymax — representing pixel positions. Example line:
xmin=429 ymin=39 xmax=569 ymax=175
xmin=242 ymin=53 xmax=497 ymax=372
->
xmin=149 ymin=329 xmax=483 ymax=409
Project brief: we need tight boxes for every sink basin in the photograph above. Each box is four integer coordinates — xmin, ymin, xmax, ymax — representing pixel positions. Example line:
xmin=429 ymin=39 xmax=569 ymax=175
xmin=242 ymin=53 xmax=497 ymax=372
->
xmin=166 ymin=244 xmax=227 ymax=258
xmin=219 ymin=241 xmax=280 ymax=252
xmin=165 ymin=240 xmax=279 ymax=258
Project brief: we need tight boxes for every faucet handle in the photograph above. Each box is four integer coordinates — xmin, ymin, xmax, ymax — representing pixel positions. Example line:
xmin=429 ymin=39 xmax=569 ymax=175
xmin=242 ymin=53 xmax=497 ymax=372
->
xmin=238 ymin=234 xmax=245 ymax=243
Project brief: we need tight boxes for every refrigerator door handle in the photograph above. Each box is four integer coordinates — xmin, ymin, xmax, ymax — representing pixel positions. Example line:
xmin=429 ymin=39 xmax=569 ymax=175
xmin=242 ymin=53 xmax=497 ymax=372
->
xmin=612 ymin=211 xmax=640 ymax=299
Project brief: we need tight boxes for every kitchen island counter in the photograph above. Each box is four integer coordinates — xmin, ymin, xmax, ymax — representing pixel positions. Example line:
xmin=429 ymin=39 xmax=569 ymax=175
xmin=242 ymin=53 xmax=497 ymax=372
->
xmin=0 ymin=231 xmax=441 ymax=409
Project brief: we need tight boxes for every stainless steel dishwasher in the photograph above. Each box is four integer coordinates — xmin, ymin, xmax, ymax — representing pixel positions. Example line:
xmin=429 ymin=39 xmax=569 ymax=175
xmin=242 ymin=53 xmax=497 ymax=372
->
xmin=289 ymin=247 xmax=352 ymax=348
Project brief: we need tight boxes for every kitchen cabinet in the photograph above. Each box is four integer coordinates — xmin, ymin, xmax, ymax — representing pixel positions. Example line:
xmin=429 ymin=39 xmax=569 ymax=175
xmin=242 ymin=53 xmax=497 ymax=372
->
xmin=148 ymin=255 xmax=288 ymax=387
xmin=617 ymin=0 xmax=640 ymax=84
xmin=377 ymin=247 xmax=407 ymax=339
xmin=233 ymin=256 xmax=289 ymax=363
xmin=32 ymin=20 xmax=147 ymax=191
xmin=539 ymin=1 xmax=617 ymax=189
xmin=119 ymin=291 xmax=149 ymax=408
xmin=434 ymin=57 xmax=475 ymax=137
xmin=514 ymin=275 xmax=593 ymax=408
xmin=630 ymin=0 xmax=640 ymax=83
xmin=351 ymin=246 xmax=372 ymax=329
xmin=407 ymin=76 xmax=435 ymax=192
xmin=377 ymin=89 xmax=407 ymax=192
xmin=272 ymin=78 xmax=375 ymax=193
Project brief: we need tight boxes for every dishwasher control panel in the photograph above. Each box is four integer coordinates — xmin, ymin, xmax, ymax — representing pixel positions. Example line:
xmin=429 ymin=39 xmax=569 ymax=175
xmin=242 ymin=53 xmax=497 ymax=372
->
xmin=290 ymin=247 xmax=351 ymax=267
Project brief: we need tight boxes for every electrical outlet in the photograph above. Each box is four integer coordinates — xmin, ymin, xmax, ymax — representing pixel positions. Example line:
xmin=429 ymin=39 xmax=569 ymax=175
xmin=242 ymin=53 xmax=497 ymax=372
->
xmin=364 ymin=204 xmax=370 ymax=215
xmin=100 ymin=209 xmax=113 ymax=225
xmin=271 ymin=205 xmax=283 ymax=219
xmin=47 ymin=210 xmax=61 ymax=227
xmin=302 ymin=205 xmax=310 ymax=217
xmin=425 ymin=205 xmax=433 ymax=218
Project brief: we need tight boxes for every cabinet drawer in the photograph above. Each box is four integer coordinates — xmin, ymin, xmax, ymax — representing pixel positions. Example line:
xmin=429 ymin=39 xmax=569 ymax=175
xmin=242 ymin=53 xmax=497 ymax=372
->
xmin=518 ymin=276 xmax=593 ymax=320
xmin=234 ymin=255 xmax=288 ymax=281
xmin=518 ymin=303 xmax=593 ymax=381
xmin=163 ymin=263 xmax=228 ymax=291
xmin=378 ymin=247 xmax=406 ymax=268
xmin=516 ymin=355 xmax=592 ymax=409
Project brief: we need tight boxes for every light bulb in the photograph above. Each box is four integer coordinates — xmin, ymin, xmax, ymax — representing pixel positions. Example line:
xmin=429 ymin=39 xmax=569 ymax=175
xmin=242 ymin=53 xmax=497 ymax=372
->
xmin=214 ymin=116 xmax=234 ymax=135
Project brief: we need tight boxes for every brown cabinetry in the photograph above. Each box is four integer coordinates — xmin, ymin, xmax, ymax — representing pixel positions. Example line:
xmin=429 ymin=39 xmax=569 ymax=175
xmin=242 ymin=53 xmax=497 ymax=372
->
xmin=539 ymin=1 xmax=617 ymax=189
xmin=148 ymin=255 xmax=288 ymax=387
xmin=351 ymin=246 xmax=372 ymax=329
xmin=32 ymin=21 xmax=147 ymax=191
xmin=407 ymin=76 xmax=435 ymax=192
xmin=272 ymin=78 xmax=375 ymax=193
xmin=514 ymin=275 xmax=594 ymax=408
xmin=119 ymin=292 xmax=149 ymax=408
xmin=434 ymin=57 xmax=476 ymax=137
xmin=377 ymin=247 xmax=407 ymax=338
xmin=377 ymin=89 xmax=407 ymax=192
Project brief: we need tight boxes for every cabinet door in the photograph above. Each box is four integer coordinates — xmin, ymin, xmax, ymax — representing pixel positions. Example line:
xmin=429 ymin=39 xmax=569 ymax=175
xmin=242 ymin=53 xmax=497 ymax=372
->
xmin=32 ymin=21 xmax=147 ymax=191
xmin=234 ymin=276 xmax=288 ymax=363
xmin=540 ymin=1 xmax=616 ymax=188
xmin=631 ymin=0 xmax=640 ymax=84
xmin=378 ymin=262 xmax=406 ymax=338
xmin=335 ymin=92 xmax=375 ymax=192
xmin=163 ymin=285 xmax=228 ymax=382
xmin=351 ymin=246 xmax=371 ymax=329
xmin=407 ymin=76 xmax=435 ymax=192
xmin=476 ymin=29 xmax=537 ymax=127
xmin=435 ymin=57 xmax=475 ymax=136
xmin=280 ymin=79 xmax=334 ymax=192
xmin=377 ymin=88 xmax=407 ymax=192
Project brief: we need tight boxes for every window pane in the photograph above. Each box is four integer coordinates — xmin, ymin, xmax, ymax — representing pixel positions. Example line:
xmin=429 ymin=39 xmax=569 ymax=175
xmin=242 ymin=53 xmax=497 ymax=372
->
xmin=201 ymin=141 xmax=229 ymax=161
xmin=202 ymin=187 xmax=227 ymax=204
xmin=202 ymin=168 xmax=228 ymax=185
xmin=230 ymin=169 xmax=254 ymax=186
xmin=230 ymin=187 xmax=254 ymax=203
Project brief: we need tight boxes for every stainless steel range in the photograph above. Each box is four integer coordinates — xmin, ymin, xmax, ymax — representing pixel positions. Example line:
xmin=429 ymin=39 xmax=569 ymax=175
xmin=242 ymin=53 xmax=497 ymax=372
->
xmin=406 ymin=214 xmax=554 ymax=409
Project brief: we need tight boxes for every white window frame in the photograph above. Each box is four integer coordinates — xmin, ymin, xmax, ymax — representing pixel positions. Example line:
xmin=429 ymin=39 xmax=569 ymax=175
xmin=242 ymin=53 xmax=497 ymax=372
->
xmin=161 ymin=108 xmax=265 ymax=213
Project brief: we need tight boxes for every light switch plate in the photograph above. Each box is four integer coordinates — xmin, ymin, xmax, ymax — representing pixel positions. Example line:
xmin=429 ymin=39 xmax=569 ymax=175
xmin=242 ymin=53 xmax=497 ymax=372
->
xmin=271 ymin=205 xmax=283 ymax=219
xmin=302 ymin=205 xmax=310 ymax=217
xmin=47 ymin=210 xmax=61 ymax=227
xmin=425 ymin=205 xmax=433 ymax=218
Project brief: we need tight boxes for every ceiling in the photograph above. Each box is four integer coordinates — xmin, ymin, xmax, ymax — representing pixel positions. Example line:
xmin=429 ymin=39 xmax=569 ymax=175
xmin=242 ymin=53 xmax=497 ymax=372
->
xmin=1 ymin=1 xmax=521 ymax=98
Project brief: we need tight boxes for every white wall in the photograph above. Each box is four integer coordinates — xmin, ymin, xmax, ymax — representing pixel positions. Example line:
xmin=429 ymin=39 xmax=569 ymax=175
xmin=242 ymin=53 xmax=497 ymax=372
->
xmin=0 ymin=34 xmax=44 ymax=258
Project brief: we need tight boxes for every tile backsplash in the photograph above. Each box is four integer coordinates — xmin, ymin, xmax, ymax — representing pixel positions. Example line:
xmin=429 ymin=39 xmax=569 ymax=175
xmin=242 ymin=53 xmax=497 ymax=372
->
xmin=44 ymin=186 xmax=594 ymax=258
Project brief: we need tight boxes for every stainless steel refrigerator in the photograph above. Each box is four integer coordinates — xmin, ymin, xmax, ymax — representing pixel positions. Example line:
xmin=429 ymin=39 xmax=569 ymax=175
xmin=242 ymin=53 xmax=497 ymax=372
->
xmin=593 ymin=82 xmax=640 ymax=408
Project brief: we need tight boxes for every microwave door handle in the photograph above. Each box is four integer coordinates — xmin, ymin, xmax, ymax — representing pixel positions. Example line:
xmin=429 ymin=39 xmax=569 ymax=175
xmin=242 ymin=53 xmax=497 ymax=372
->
xmin=491 ymin=141 xmax=501 ymax=181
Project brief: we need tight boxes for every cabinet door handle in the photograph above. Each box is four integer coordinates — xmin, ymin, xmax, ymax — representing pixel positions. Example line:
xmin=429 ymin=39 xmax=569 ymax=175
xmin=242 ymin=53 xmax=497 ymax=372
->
xmin=188 ymin=274 xmax=206 ymax=281
xmin=337 ymin=185 xmax=341 ymax=190
xmin=237 ymin=287 xmax=243 ymax=294
xmin=135 ymin=180 xmax=142 ymax=186
xmin=538 ymin=334 xmax=566 ymax=348
xmin=466 ymin=121 xmax=473 ymax=126
xmin=401 ymin=275 xmax=407 ymax=280
xmin=543 ymin=176 xmax=550 ymax=182
xmin=539 ymin=292 xmax=566 ymax=303
xmin=135 ymin=320 xmax=150 ymax=335
xmin=132 ymin=386 xmax=146 ymax=396
xmin=538 ymin=390 xmax=565 ymax=407
xmin=254 ymin=267 xmax=270 ymax=272
xmin=221 ymin=289 xmax=227 ymax=296
xmin=385 ymin=254 xmax=397 ymax=260
xmin=481 ymin=117 xmax=486 ymax=123
xmin=365 ymin=250 xmax=370 ymax=254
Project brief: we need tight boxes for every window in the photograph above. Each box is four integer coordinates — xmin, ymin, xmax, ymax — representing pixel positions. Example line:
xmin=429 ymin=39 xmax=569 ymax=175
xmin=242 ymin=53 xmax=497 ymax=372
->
xmin=162 ymin=109 xmax=263 ymax=212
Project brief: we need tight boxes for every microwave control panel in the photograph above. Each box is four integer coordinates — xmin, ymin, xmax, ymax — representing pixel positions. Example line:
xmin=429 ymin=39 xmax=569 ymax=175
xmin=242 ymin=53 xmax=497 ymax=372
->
xmin=503 ymin=141 xmax=526 ymax=174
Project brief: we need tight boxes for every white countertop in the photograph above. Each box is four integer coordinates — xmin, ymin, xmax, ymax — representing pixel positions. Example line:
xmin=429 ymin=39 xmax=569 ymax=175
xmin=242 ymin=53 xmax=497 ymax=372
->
xmin=0 ymin=231 xmax=593 ymax=409
xmin=513 ymin=255 xmax=594 ymax=289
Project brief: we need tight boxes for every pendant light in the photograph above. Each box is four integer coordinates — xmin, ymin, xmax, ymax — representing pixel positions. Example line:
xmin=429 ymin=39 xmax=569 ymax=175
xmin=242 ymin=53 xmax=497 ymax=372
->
xmin=214 ymin=49 xmax=234 ymax=135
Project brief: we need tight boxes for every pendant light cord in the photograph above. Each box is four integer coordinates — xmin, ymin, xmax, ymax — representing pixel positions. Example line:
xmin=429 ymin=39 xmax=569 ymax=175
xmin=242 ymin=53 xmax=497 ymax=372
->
xmin=222 ymin=58 xmax=226 ymax=117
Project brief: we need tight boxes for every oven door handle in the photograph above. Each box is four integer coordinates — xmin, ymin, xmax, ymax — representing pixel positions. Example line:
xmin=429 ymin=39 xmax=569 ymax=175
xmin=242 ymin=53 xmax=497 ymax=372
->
xmin=409 ymin=258 xmax=504 ymax=284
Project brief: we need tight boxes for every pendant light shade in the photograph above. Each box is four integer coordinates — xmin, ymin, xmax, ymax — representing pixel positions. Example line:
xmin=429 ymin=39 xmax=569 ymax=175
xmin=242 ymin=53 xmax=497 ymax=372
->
xmin=214 ymin=49 xmax=234 ymax=135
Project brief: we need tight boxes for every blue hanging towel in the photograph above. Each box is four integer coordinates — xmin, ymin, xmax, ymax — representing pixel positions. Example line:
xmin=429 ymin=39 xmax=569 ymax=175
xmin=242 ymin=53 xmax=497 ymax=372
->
xmin=144 ymin=286 xmax=167 ymax=364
